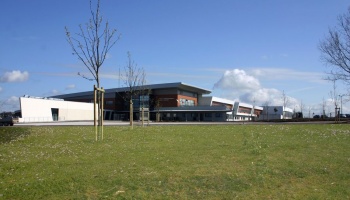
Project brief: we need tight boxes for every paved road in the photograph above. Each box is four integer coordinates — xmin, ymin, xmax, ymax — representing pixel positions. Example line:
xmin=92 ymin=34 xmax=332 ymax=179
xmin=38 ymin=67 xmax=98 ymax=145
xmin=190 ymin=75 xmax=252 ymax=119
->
xmin=13 ymin=120 xmax=342 ymax=126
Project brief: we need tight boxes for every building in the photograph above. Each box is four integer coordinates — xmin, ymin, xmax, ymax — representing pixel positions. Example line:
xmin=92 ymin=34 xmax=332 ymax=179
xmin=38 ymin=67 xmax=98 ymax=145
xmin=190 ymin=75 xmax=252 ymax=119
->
xmin=199 ymin=96 xmax=263 ymax=121
xmin=257 ymin=106 xmax=293 ymax=120
xmin=18 ymin=82 xmax=263 ymax=122
xmin=234 ymin=102 xmax=263 ymax=121
xmin=19 ymin=95 xmax=96 ymax=122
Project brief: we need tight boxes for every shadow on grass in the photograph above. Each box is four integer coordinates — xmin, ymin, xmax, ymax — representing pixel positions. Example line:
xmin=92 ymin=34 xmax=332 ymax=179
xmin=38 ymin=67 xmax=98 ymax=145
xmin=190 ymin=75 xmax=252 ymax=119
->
xmin=0 ymin=127 xmax=31 ymax=144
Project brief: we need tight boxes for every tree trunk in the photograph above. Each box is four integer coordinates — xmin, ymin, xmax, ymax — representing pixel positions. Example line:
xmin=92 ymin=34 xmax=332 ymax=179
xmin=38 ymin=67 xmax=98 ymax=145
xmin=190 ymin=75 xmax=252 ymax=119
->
xmin=141 ymin=107 xmax=144 ymax=127
xmin=97 ymin=80 xmax=102 ymax=126
xmin=130 ymin=99 xmax=133 ymax=129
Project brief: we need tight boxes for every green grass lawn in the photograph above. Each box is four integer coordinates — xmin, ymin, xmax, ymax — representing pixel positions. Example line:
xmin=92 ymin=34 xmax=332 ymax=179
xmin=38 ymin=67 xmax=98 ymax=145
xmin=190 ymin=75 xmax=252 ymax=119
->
xmin=0 ymin=124 xmax=349 ymax=199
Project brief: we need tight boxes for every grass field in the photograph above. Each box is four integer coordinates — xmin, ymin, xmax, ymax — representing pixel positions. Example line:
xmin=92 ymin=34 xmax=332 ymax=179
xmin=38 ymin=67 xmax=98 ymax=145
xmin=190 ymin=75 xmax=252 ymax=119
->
xmin=0 ymin=124 xmax=349 ymax=199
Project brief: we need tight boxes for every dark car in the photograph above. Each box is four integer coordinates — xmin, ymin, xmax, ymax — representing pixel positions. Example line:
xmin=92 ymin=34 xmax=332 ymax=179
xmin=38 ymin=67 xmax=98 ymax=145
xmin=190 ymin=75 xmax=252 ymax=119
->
xmin=0 ymin=116 xmax=14 ymax=126
xmin=313 ymin=115 xmax=320 ymax=119
xmin=339 ymin=114 xmax=347 ymax=118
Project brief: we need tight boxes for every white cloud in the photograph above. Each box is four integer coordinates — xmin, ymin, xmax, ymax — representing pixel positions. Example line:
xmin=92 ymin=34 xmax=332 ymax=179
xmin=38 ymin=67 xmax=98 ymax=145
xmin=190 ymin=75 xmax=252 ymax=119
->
xmin=0 ymin=70 xmax=29 ymax=82
xmin=1 ymin=96 xmax=20 ymax=111
xmin=249 ymin=68 xmax=325 ymax=83
xmin=214 ymin=69 xmax=260 ymax=92
xmin=213 ymin=69 xmax=299 ymax=108
xmin=240 ymin=88 xmax=280 ymax=104
xmin=65 ymin=84 xmax=76 ymax=90
xmin=51 ymin=89 xmax=60 ymax=95
xmin=6 ymin=96 xmax=19 ymax=105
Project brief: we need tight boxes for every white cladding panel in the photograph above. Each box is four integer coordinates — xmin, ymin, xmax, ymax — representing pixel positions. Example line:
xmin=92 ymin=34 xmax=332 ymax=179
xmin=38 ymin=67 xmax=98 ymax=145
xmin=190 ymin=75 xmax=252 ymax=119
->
xmin=20 ymin=97 xmax=96 ymax=122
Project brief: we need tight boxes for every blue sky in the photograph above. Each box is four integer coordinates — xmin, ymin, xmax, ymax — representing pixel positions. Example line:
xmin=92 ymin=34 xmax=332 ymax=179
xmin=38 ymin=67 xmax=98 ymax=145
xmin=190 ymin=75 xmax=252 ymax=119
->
xmin=1 ymin=0 xmax=349 ymax=115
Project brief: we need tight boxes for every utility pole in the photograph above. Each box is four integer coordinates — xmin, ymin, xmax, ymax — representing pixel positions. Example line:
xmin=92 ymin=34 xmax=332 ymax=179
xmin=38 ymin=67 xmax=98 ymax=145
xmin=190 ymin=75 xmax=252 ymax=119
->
xmin=339 ymin=94 xmax=346 ymax=115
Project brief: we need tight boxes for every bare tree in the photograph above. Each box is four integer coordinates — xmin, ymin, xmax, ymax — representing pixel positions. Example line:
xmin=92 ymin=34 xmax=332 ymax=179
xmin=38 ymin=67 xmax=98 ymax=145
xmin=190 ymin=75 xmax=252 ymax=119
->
xmin=281 ymin=90 xmax=289 ymax=119
xmin=0 ymin=100 xmax=5 ymax=113
xmin=65 ymin=0 xmax=119 ymax=125
xmin=263 ymin=101 xmax=270 ymax=121
xmin=121 ymin=52 xmax=146 ymax=129
xmin=153 ymin=98 xmax=162 ymax=122
xmin=329 ymin=79 xmax=339 ymax=108
xmin=328 ymin=79 xmax=340 ymax=121
xmin=299 ymin=99 xmax=305 ymax=118
xmin=319 ymin=7 xmax=350 ymax=84
xmin=321 ymin=97 xmax=327 ymax=119
xmin=307 ymin=106 xmax=313 ymax=119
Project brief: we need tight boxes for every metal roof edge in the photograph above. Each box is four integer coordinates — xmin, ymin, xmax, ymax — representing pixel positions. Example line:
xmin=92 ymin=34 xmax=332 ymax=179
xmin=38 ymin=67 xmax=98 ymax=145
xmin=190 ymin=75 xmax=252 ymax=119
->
xmin=51 ymin=82 xmax=212 ymax=98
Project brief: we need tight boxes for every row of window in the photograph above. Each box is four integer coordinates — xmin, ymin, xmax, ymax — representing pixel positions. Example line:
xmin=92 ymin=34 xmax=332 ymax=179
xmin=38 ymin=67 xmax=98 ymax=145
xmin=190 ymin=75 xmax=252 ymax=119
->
xmin=204 ymin=113 xmax=222 ymax=118
xmin=179 ymin=90 xmax=197 ymax=98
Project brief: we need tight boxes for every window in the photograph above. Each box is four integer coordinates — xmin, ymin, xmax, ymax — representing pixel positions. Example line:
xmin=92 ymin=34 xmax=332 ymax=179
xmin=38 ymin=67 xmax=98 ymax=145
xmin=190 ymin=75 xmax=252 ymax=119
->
xmin=139 ymin=95 xmax=149 ymax=108
xmin=179 ymin=90 xmax=197 ymax=97
xmin=133 ymin=95 xmax=150 ymax=109
xmin=180 ymin=99 xmax=195 ymax=106
xmin=105 ymin=100 xmax=113 ymax=105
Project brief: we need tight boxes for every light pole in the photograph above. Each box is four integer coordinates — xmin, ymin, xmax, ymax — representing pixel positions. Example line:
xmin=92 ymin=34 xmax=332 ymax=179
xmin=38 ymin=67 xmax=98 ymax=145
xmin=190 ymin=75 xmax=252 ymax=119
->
xmin=339 ymin=94 xmax=346 ymax=115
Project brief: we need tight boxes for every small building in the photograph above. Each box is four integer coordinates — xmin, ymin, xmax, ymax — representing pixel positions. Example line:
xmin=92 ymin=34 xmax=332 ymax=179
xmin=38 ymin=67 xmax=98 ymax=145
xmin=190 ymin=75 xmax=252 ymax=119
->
xmin=234 ymin=102 xmax=263 ymax=121
xmin=199 ymin=96 xmax=263 ymax=121
xmin=19 ymin=96 xmax=96 ymax=122
xmin=257 ymin=106 xmax=293 ymax=120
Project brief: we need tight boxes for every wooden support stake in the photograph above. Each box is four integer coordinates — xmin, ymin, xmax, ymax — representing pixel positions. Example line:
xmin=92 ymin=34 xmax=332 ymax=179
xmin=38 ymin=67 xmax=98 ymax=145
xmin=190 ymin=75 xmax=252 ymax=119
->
xmin=93 ymin=85 xmax=106 ymax=141
xmin=101 ymin=87 xmax=104 ymax=140
xmin=94 ymin=85 xmax=97 ymax=141
xmin=142 ymin=107 xmax=144 ymax=127
xmin=94 ymin=85 xmax=97 ymax=127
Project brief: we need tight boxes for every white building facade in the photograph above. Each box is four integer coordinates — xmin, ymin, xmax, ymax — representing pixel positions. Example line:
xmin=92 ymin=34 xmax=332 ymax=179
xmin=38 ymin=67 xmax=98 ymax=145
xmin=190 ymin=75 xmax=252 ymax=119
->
xmin=199 ymin=96 xmax=263 ymax=121
xmin=257 ymin=106 xmax=293 ymax=120
xmin=19 ymin=96 xmax=96 ymax=122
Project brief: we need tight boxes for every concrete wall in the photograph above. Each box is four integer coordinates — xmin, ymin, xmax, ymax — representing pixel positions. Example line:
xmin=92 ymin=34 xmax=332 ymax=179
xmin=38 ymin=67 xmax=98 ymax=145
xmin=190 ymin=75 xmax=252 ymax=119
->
xmin=19 ymin=97 xmax=96 ymax=122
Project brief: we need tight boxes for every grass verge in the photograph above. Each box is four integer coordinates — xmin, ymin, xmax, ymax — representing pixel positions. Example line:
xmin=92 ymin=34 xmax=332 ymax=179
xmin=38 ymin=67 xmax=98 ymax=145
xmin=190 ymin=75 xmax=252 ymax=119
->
xmin=0 ymin=124 xmax=349 ymax=199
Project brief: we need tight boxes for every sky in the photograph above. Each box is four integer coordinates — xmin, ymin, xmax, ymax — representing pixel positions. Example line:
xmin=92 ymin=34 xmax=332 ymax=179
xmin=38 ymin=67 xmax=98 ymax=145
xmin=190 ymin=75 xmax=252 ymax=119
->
xmin=1 ymin=0 xmax=350 ymax=116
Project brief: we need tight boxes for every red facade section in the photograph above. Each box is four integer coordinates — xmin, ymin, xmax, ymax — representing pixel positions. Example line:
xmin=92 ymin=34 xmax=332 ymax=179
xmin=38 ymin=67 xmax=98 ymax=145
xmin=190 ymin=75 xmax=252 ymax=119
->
xmin=155 ymin=94 xmax=179 ymax=107
xmin=212 ymin=101 xmax=233 ymax=110
xmin=155 ymin=94 xmax=198 ymax=107
xmin=238 ymin=107 xmax=251 ymax=114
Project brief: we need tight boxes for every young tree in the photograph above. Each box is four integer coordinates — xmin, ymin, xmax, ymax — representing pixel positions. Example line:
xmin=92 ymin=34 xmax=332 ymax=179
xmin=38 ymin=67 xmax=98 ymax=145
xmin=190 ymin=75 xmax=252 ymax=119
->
xmin=321 ymin=97 xmax=327 ymax=119
xmin=65 ymin=0 xmax=119 ymax=125
xmin=307 ymin=106 xmax=313 ymax=119
xmin=319 ymin=7 xmax=350 ymax=84
xmin=299 ymin=99 xmax=305 ymax=118
xmin=263 ymin=101 xmax=270 ymax=121
xmin=281 ymin=90 xmax=289 ymax=119
xmin=121 ymin=52 xmax=146 ymax=129
xmin=329 ymin=79 xmax=340 ymax=121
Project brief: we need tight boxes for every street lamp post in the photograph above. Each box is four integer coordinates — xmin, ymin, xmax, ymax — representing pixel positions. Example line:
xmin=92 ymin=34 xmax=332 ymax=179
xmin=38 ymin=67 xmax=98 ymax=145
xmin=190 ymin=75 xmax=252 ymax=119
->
xmin=339 ymin=94 xmax=346 ymax=115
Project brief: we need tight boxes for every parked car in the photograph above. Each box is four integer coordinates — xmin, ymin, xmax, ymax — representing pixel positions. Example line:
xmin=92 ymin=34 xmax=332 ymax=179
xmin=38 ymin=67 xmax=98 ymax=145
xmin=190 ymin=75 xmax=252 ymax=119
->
xmin=339 ymin=114 xmax=347 ymax=118
xmin=313 ymin=115 xmax=320 ymax=119
xmin=0 ymin=116 xmax=14 ymax=126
